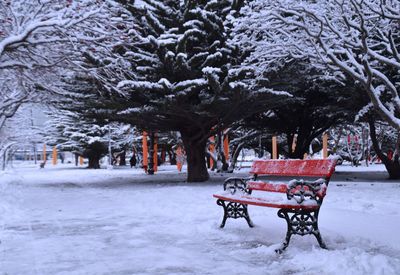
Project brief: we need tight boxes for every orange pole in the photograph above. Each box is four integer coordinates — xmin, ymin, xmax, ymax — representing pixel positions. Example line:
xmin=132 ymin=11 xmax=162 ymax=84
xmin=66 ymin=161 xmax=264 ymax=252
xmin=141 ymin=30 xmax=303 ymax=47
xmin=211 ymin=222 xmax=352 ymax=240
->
xmin=52 ymin=147 xmax=57 ymax=165
xmin=291 ymin=134 xmax=297 ymax=153
xmin=323 ymin=133 xmax=328 ymax=159
xmin=272 ymin=136 xmax=277 ymax=159
xmin=209 ymin=136 xmax=215 ymax=168
xmin=176 ymin=146 xmax=183 ymax=172
xmin=79 ymin=156 xmax=84 ymax=165
xmin=153 ymin=134 xmax=158 ymax=172
xmin=223 ymin=135 xmax=229 ymax=161
xmin=142 ymin=131 xmax=148 ymax=172
xmin=43 ymin=144 xmax=47 ymax=162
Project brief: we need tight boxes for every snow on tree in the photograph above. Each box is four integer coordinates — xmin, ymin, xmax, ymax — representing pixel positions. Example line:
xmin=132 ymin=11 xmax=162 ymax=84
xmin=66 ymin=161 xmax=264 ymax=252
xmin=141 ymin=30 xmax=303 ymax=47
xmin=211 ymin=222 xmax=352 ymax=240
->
xmin=0 ymin=73 xmax=31 ymax=130
xmin=260 ymin=0 xmax=400 ymax=130
xmin=0 ymin=0 xmax=128 ymax=138
xmin=73 ymin=0 xmax=284 ymax=182
xmin=107 ymin=123 xmax=138 ymax=166
xmin=269 ymin=0 xmax=400 ymax=177
xmin=230 ymin=3 xmax=366 ymax=160
xmin=44 ymin=69 xmax=136 ymax=169
xmin=232 ymin=58 xmax=358 ymax=159
xmin=231 ymin=0 xmax=400 ymax=177
xmin=43 ymin=66 xmax=138 ymax=169
xmin=221 ymin=125 xmax=260 ymax=170
xmin=45 ymin=109 xmax=110 ymax=169
xmin=0 ymin=104 xmax=43 ymax=170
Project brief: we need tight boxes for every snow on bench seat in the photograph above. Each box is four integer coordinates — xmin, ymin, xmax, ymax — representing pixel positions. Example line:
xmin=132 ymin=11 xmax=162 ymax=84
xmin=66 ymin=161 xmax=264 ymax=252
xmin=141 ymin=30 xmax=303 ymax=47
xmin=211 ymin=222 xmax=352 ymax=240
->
xmin=213 ymin=191 xmax=319 ymax=210
xmin=247 ymin=180 xmax=328 ymax=198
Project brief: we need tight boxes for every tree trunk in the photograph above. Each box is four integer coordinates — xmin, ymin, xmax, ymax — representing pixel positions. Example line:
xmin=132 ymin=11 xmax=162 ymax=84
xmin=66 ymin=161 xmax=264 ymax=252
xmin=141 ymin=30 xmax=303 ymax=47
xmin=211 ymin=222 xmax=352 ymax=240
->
xmin=181 ymin=132 xmax=209 ymax=182
xmin=148 ymin=132 xmax=155 ymax=175
xmin=383 ymin=156 xmax=400 ymax=179
xmin=287 ymin=124 xmax=329 ymax=159
xmin=1 ymin=149 xmax=6 ymax=171
xmin=368 ymin=117 xmax=400 ymax=179
xmin=206 ymin=149 xmax=217 ymax=170
xmin=1 ymin=142 xmax=16 ymax=170
xmin=216 ymin=131 xmax=229 ymax=172
xmin=228 ymin=142 xmax=244 ymax=172
xmin=288 ymin=131 xmax=310 ymax=159
xmin=161 ymin=147 xmax=166 ymax=164
xmin=33 ymin=142 xmax=37 ymax=164
xmin=168 ymin=150 xmax=177 ymax=165
xmin=119 ymin=151 xmax=126 ymax=166
xmin=88 ymin=154 xmax=101 ymax=169
xmin=331 ymin=127 xmax=343 ymax=154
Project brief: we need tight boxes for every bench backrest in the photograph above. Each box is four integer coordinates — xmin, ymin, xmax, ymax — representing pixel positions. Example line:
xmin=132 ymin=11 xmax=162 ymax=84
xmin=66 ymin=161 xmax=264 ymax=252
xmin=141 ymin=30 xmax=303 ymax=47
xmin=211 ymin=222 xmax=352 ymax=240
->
xmin=249 ymin=159 xmax=337 ymax=178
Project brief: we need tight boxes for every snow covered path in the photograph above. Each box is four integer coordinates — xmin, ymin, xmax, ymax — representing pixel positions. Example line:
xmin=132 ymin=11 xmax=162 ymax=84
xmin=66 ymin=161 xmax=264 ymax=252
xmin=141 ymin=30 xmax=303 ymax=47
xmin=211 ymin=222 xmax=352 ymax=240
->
xmin=1 ymin=164 xmax=400 ymax=274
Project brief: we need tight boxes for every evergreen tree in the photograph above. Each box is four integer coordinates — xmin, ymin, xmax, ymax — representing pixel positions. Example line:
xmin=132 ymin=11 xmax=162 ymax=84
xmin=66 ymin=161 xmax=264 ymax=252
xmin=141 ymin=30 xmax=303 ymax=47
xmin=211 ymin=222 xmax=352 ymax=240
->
xmin=81 ymin=0 xmax=283 ymax=181
xmin=242 ymin=60 xmax=358 ymax=159
xmin=45 ymin=110 xmax=109 ymax=169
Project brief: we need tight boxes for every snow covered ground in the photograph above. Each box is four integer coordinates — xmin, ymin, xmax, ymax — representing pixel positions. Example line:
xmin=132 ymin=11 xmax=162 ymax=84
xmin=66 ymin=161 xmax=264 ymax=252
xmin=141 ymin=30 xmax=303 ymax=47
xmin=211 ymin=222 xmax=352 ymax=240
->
xmin=1 ymin=163 xmax=400 ymax=274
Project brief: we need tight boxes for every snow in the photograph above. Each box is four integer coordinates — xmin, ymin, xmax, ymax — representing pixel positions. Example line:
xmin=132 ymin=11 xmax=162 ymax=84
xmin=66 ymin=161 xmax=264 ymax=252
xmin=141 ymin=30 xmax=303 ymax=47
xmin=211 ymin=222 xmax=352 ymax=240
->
xmin=173 ymin=79 xmax=208 ymax=91
xmin=1 ymin=163 xmax=400 ymax=274
xmin=213 ymin=191 xmax=319 ymax=208
xmin=202 ymin=67 xmax=221 ymax=74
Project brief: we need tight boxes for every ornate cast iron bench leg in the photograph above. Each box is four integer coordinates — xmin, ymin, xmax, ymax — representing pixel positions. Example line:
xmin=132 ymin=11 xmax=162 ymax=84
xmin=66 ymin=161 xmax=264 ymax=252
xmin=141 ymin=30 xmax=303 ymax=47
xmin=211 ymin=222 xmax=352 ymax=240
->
xmin=217 ymin=199 xmax=254 ymax=228
xmin=276 ymin=208 xmax=327 ymax=253
xmin=311 ymin=210 xmax=327 ymax=249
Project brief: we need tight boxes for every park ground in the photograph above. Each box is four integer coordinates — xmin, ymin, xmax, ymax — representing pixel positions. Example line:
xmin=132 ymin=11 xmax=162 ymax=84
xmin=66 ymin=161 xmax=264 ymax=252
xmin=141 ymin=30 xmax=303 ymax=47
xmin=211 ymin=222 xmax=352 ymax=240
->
xmin=1 ymin=163 xmax=400 ymax=275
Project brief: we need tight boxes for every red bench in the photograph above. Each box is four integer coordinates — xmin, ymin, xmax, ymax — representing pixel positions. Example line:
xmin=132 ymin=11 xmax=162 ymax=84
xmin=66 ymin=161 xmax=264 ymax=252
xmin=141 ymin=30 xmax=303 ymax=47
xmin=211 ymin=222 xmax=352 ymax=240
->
xmin=213 ymin=159 xmax=337 ymax=253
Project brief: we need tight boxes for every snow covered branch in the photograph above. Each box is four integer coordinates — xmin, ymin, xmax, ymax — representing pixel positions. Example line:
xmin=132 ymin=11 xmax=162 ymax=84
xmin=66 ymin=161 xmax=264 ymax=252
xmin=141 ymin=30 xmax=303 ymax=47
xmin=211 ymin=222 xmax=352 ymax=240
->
xmin=0 ymin=0 xmax=113 ymax=70
xmin=0 ymin=0 xmax=128 ymax=134
xmin=268 ymin=0 xmax=400 ymax=129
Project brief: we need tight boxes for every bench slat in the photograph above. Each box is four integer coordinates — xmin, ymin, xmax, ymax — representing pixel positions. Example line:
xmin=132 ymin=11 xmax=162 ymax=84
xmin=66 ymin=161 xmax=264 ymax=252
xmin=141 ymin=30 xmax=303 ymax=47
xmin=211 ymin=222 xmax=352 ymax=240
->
xmin=249 ymin=159 xmax=336 ymax=177
xmin=247 ymin=181 xmax=287 ymax=193
xmin=246 ymin=180 xmax=328 ymax=198
xmin=213 ymin=193 xmax=319 ymax=210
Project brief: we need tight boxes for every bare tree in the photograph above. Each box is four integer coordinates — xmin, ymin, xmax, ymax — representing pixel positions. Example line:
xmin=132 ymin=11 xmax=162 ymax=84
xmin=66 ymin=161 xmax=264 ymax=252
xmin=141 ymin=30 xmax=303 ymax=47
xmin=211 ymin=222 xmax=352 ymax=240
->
xmin=0 ymin=0 xmax=129 ymax=165
xmin=270 ymin=0 xmax=400 ymax=130
xmin=0 ymin=104 xmax=43 ymax=170
xmin=0 ymin=73 xmax=30 ymax=130
xmin=0 ymin=0 xmax=126 ymax=132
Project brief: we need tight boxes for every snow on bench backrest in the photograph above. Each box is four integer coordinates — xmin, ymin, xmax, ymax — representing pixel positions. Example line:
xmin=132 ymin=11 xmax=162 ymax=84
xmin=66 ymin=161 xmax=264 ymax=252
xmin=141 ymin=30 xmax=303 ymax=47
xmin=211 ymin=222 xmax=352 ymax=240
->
xmin=249 ymin=159 xmax=337 ymax=178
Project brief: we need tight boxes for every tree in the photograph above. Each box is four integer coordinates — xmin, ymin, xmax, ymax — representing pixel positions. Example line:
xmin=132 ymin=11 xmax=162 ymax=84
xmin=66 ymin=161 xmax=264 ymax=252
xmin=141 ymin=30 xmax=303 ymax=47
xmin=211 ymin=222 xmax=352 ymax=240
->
xmin=77 ymin=0 xmax=284 ymax=182
xmin=240 ymin=60 xmax=357 ymax=159
xmin=0 ymin=0 xmax=126 ymax=135
xmin=366 ymin=114 xmax=399 ymax=179
xmin=0 ymin=104 xmax=43 ymax=170
xmin=272 ymin=0 xmax=400 ymax=177
xmin=45 ymin=110 xmax=109 ymax=169
xmin=268 ymin=0 xmax=400 ymax=130
xmin=231 ymin=4 xmax=362 ymax=159
xmin=230 ymin=0 xmax=400 ymax=177
xmin=0 ymin=0 xmax=136 ymax=169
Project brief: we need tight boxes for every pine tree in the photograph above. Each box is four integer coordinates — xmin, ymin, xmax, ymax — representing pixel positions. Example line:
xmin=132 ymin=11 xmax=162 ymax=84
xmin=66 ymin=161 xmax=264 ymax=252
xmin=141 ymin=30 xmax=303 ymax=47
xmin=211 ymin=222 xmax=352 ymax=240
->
xmin=82 ymin=0 xmax=281 ymax=181
xmin=45 ymin=110 xmax=109 ymax=169
xmin=242 ymin=60 xmax=359 ymax=159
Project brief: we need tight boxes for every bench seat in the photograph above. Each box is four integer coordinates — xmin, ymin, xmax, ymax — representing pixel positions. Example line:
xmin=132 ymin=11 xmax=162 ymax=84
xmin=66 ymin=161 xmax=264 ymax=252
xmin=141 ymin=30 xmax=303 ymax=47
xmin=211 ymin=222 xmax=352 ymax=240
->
xmin=213 ymin=192 xmax=319 ymax=210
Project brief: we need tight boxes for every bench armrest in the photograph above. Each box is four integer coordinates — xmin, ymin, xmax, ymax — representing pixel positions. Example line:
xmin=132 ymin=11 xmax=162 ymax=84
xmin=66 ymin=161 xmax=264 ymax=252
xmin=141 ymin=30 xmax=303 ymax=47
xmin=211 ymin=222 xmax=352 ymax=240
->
xmin=287 ymin=178 xmax=327 ymax=204
xmin=223 ymin=177 xmax=252 ymax=195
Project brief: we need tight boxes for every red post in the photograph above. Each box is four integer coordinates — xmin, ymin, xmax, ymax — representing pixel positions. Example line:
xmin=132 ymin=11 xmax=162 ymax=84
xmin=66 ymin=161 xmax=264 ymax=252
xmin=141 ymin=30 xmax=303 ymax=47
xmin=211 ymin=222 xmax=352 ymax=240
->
xmin=142 ymin=131 xmax=148 ymax=172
